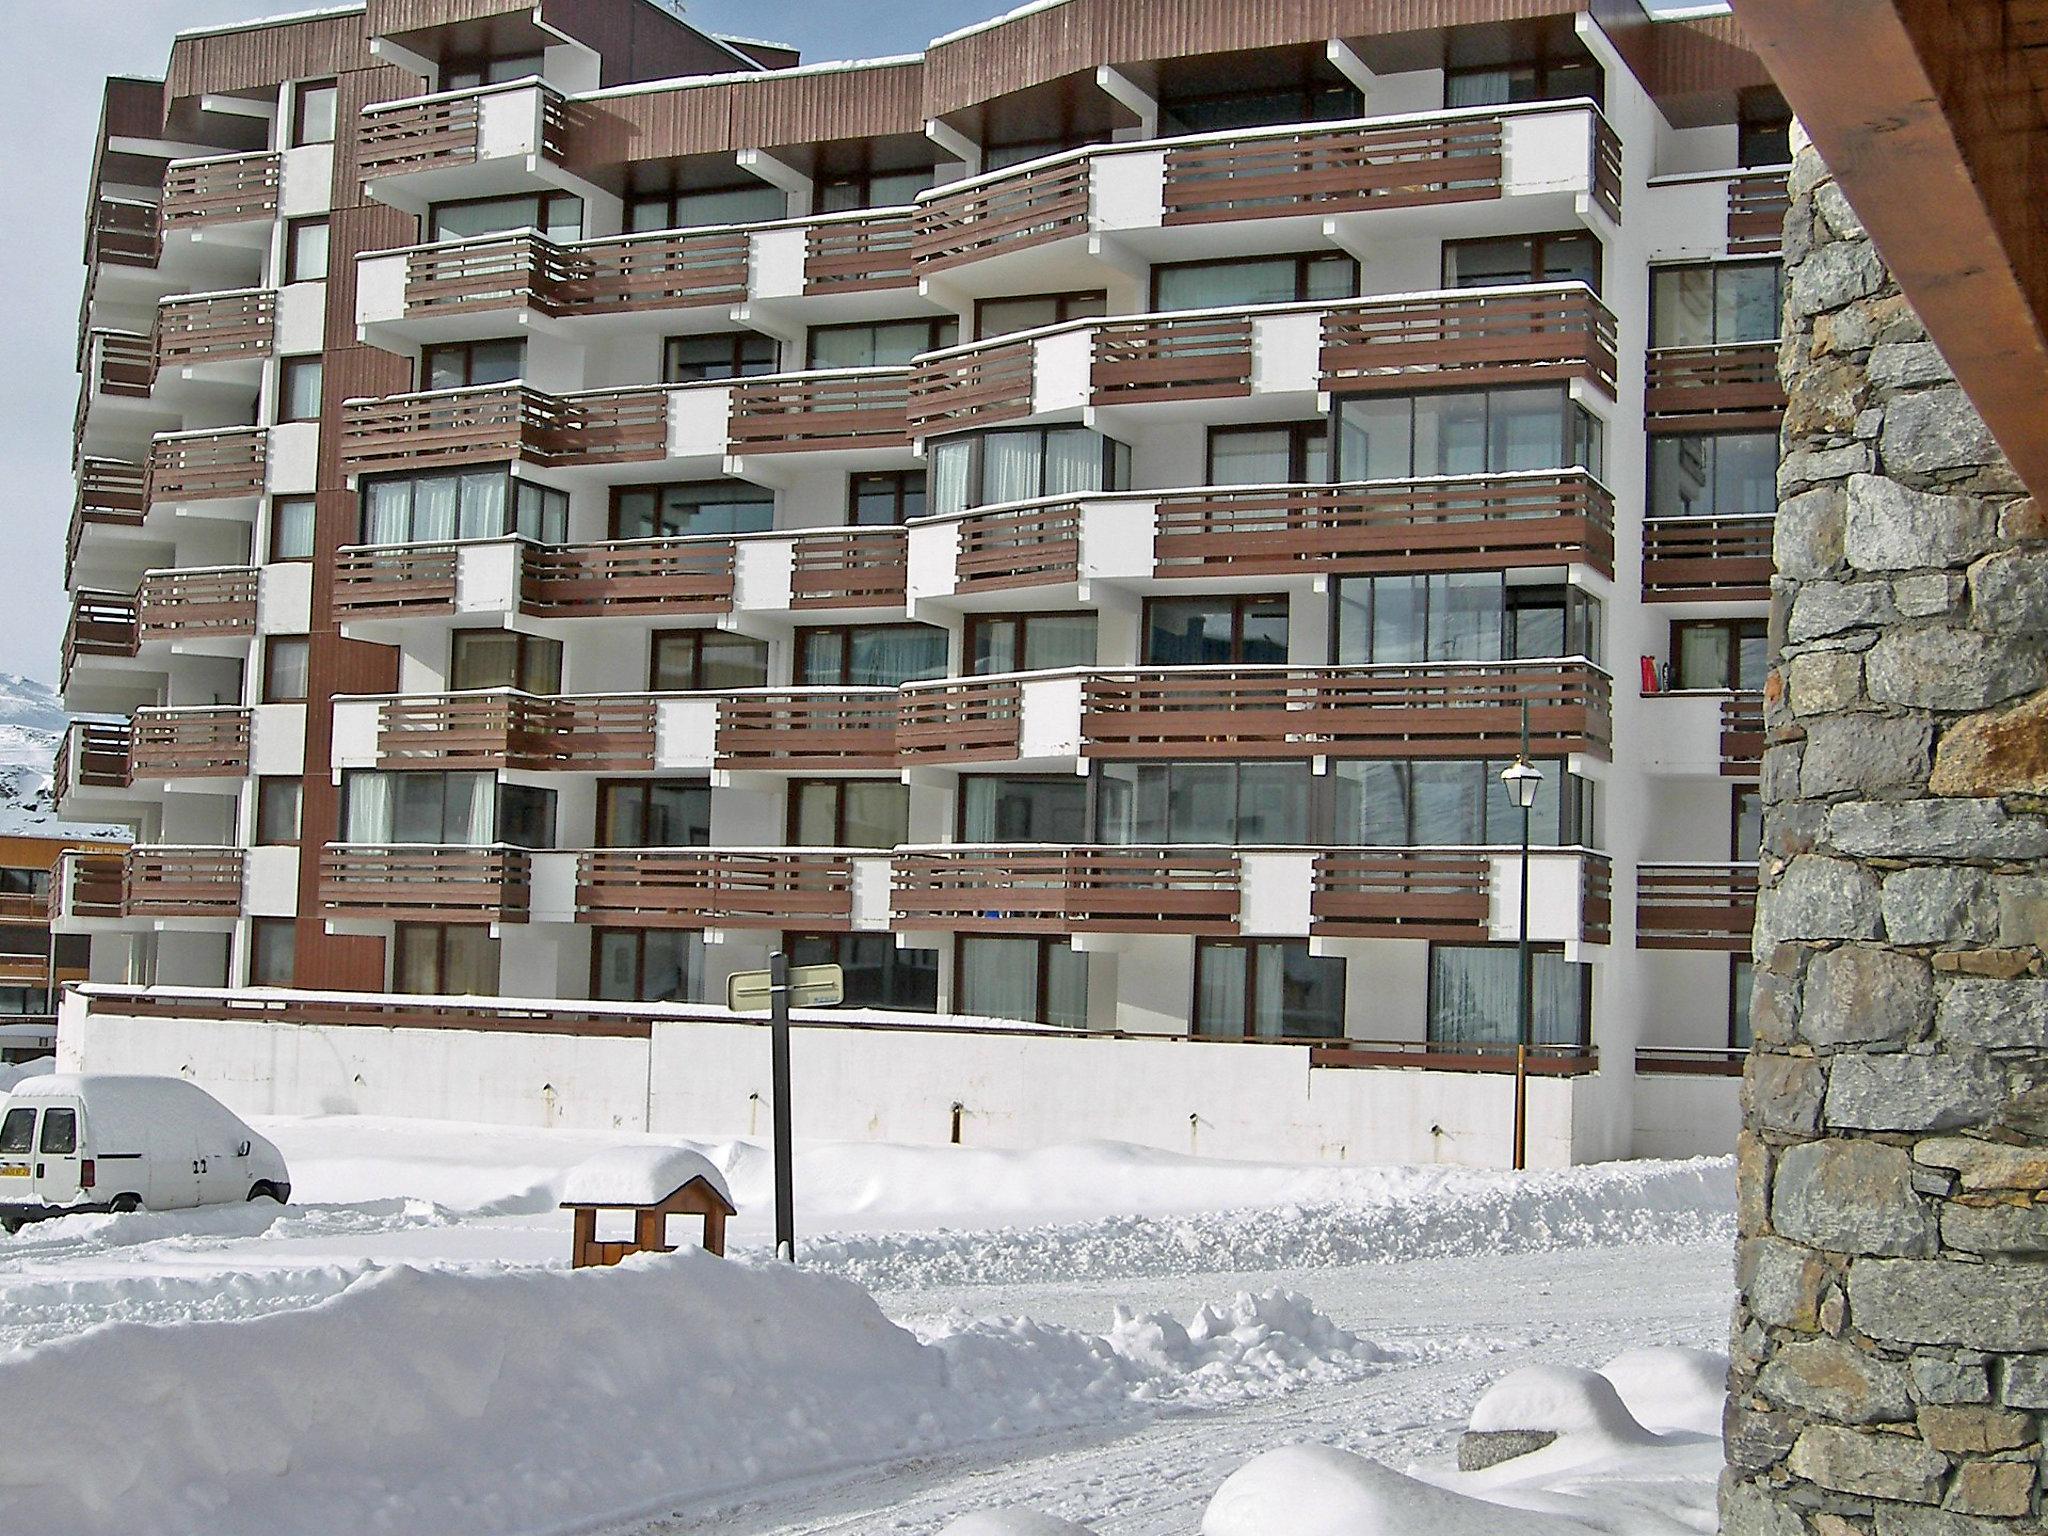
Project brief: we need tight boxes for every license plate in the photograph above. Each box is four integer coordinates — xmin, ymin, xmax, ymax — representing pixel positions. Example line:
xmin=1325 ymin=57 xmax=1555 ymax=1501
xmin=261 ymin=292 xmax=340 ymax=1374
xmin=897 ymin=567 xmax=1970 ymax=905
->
xmin=0 ymin=1164 xmax=26 ymax=1178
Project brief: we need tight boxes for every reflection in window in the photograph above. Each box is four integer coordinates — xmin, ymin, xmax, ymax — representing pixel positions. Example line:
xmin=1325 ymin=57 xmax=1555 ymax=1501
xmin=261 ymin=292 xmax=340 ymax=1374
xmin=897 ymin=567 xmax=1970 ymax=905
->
xmin=649 ymin=631 xmax=768 ymax=692
xmin=976 ymin=291 xmax=1107 ymax=339
xmin=430 ymin=191 xmax=583 ymax=242
xmin=612 ymin=481 xmax=772 ymax=540
xmin=393 ymin=923 xmax=500 ymax=996
xmin=1098 ymin=762 xmax=1312 ymax=846
xmin=422 ymin=338 xmax=524 ymax=391
xmin=1649 ymin=432 xmax=1777 ymax=519
xmin=796 ymin=624 xmax=948 ymax=687
xmin=598 ymin=781 xmax=711 ymax=849
xmin=1672 ymin=618 xmax=1769 ymax=692
xmin=1196 ymin=940 xmax=1345 ymax=1040
xmin=361 ymin=470 xmax=566 ymax=545
xmin=850 ymin=471 xmax=925 ymax=526
xmin=1335 ymin=387 xmax=1603 ymax=482
xmin=628 ymin=183 xmax=785 ymax=233
xmin=593 ymin=929 xmax=703 ymax=1004
xmin=450 ymin=630 xmax=562 ymax=694
xmin=1207 ymin=422 xmax=1329 ymax=485
xmin=961 ymin=776 xmax=1090 ymax=844
xmin=807 ymin=318 xmax=956 ymax=370
xmin=1152 ymin=252 xmax=1357 ymax=311
xmin=663 ymin=333 xmax=779 ymax=383
xmin=1332 ymin=759 xmax=1595 ymax=847
xmin=1444 ymin=232 xmax=1601 ymax=291
xmin=1145 ymin=595 xmax=1288 ymax=665
xmin=1730 ymin=956 xmax=1756 ymax=1048
xmin=929 ymin=427 xmax=1130 ymax=516
xmin=1333 ymin=575 xmax=1601 ymax=665
xmin=1651 ymin=262 xmax=1783 ymax=349
xmin=789 ymin=932 xmax=937 ymax=1012
xmin=958 ymin=936 xmax=1089 ymax=1028
xmin=788 ymin=779 xmax=908 ymax=848
xmin=967 ymin=613 xmax=1096 ymax=674
xmin=1428 ymin=944 xmax=1588 ymax=1047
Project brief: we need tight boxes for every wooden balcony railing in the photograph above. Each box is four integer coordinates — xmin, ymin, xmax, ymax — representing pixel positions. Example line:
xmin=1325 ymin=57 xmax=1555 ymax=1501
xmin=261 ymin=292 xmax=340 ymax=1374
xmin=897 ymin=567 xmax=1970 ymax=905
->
xmin=806 ymin=212 xmax=917 ymax=293
xmin=1636 ymin=1046 xmax=1748 ymax=1076
xmin=341 ymin=385 xmax=669 ymax=475
xmin=1322 ymin=287 xmax=1618 ymax=398
xmin=1080 ymin=662 xmax=1612 ymax=761
xmin=1722 ymin=693 xmax=1766 ymax=777
xmin=376 ymin=693 xmax=658 ymax=773
xmin=334 ymin=544 xmax=460 ymax=619
xmin=1153 ymin=473 xmax=1616 ymax=580
xmin=522 ymin=538 xmax=736 ymax=616
xmin=716 ymin=690 xmax=900 ymax=771
xmin=1311 ymin=1040 xmax=1599 ymax=1075
xmin=1592 ymin=116 xmax=1624 ymax=223
xmin=89 ymin=331 xmax=155 ymax=398
xmin=954 ymin=501 xmax=1083 ymax=591
xmin=789 ymin=527 xmax=909 ymax=609
xmin=63 ymin=853 xmax=127 ymax=920
xmin=910 ymin=340 xmax=1035 ymax=433
xmin=1313 ymin=847 xmax=1610 ymax=942
xmin=148 ymin=426 xmax=267 ymax=502
xmin=1636 ymin=861 xmax=1758 ymax=950
xmin=1163 ymin=115 xmax=1505 ymax=224
xmin=62 ymin=590 xmax=139 ymax=684
xmin=1092 ymin=314 xmax=1254 ymax=405
xmin=1728 ymin=170 xmax=1791 ymax=254
xmin=400 ymin=229 xmax=750 ymax=319
xmin=129 ymin=707 xmax=251 ymax=780
xmin=1643 ymin=343 xmax=1786 ymax=430
xmin=1642 ymin=514 xmax=1775 ymax=602
xmin=54 ymin=721 xmax=133 ymax=804
xmin=914 ymin=157 xmax=1091 ymax=271
xmin=318 ymin=845 xmax=531 ymax=922
xmin=154 ymin=288 xmax=276 ymax=373
xmin=161 ymin=151 xmax=280 ymax=229
xmin=897 ymin=678 xmax=1025 ymax=763
xmin=125 ymin=847 xmax=244 ymax=919
xmin=76 ymin=458 xmax=148 ymax=528
xmin=728 ymin=371 xmax=912 ymax=454
xmin=577 ymin=850 xmax=857 ymax=929
xmin=137 ymin=566 xmax=259 ymax=640
xmin=893 ymin=847 xmax=1241 ymax=933
xmin=90 ymin=196 xmax=161 ymax=268
xmin=359 ymin=92 xmax=483 ymax=179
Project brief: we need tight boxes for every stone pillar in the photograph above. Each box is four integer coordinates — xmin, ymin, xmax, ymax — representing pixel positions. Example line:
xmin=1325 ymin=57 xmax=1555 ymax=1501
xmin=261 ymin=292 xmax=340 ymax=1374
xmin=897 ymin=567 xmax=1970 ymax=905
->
xmin=1724 ymin=126 xmax=2048 ymax=1535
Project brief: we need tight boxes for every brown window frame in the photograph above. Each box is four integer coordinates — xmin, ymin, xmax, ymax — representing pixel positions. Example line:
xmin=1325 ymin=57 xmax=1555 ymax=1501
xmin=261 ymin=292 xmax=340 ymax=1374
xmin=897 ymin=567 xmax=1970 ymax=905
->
xmin=973 ymin=290 xmax=1109 ymax=340
xmin=951 ymin=934 xmax=1089 ymax=1028
xmin=595 ymin=779 xmax=711 ymax=850
xmin=1670 ymin=616 xmax=1769 ymax=692
xmin=419 ymin=337 xmax=526 ymax=392
xmin=254 ymin=777 xmax=303 ymax=846
xmin=804 ymin=316 xmax=958 ymax=371
xmin=1148 ymin=251 xmax=1358 ymax=311
xmin=955 ymin=773 xmax=1093 ymax=846
xmin=391 ymin=922 xmax=501 ymax=996
xmin=609 ymin=479 xmax=774 ymax=541
xmin=248 ymin=918 xmax=297 ymax=987
xmin=261 ymin=637 xmax=310 ymax=704
xmin=268 ymin=495 xmax=317 ymax=563
xmin=963 ymin=610 xmax=1099 ymax=676
xmin=1732 ymin=785 xmax=1763 ymax=862
xmin=427 ymin=189 xmax=584 ymax=244
xmin=784 ymin=778 xmax=910 ymax=848
xmin=1142 ymin=592 xmax=1290 ymax=666
xmin=848 ymin=470 xmax=926 ymax=526
xmin=1193 ymin=938 xmax=1347 ymax=1042
xmin=587 ymin=926 xmax=703 ymax=1004
xmin=291 ymin=79 xmax=337 ymax=147
xmin=647 ymin=629 xmax=769 ymax=693
xmin=283 ymin=217 xmax=329 ymax=284
xmin=793 ymin=622 xmax=948 ymax=688
xmin=661 ymin=332 xmax=779 ymax=384
xmin=1729 ymin=954 xmax=1756 ymax=1050
xmin=277 ymin=356 xmax=323 ymax=424
xmin=1204 ymin=420 xmax=1330 ymax=484
xmin=1441 ymin=231 xmax=1603 ymax=293
xmin=450 ymin=629 xmax=562 ymax=695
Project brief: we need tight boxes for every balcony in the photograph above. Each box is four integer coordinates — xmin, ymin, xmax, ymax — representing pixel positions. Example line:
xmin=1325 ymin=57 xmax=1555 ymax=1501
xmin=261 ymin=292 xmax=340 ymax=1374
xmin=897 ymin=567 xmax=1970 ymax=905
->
xmin=137 ymin=566 xmax=259 ymax=642
xmin=357 ymin=82 xmax=576 ymax=212
xmin=910 ymin=339 xmax=1037 ymax=434
xmin=894 ymin=847 xmax=1242 ymax=934
xmin=523 ymin=538 xmax=735 ymax=616
xmin=789 ymin=527 xmax=909 ymax=609
xmin=716 ymin=690 xmax=901 ymax=772
xmin=1641 ymin=690 xmax=1766 ymax=779
xmin=1323 ymin=286 xmax=1617 ymax=399
xmin=148 ymin=426 xmax=268 ymax=504
xmin=54 ymin=719 xmax=133 ymax=802
xmin=728 ymin=370 xmax=912 ymax=456
xmin=1078 ymin=662 xmax=1613 ymax=761
xmin=914 ymin=157 xmax=1091 ymax=273
xmin=154 ymin=288 xmax=276 ymax=377
xmin=319 ymin=845 xmax=531 ymax=923
xmin=1728 ymin=169 xmax=1792 ymax=254
xmin=577 ymin=850 xmax=859 ymax=930
xmin=951 ymin=500 xmax=1083 ymax=593
xmin=1644 ymin=343 xmax=1786 ymax=431
xmin=1636 ymin=1046 xmax=1748 ymax=1077
xmin=1642 ymin=514 xmax=1775 ymax=602
xmin=161 ymin=151 xmax=280 ymax=232
xmin=1313 ymin=1040 xmax=1599 ymax=1075
xmin=897 ymin=677 xmax=1026 ymax=764
xmin=1161 ymin=115 xmax=1506 ymax=225
xmin=333 ymin=544 xmax=459 ymax=620
xmin=128 ymin=706 xmax=252 ymax=780
xmin=1092 ymin=313 xmax=1255 ymax=406
xmin=1636 ymin=861 xmax=1759 ymax=951
xmin=340 ymin=384 xmax=669 ymax=476
xmin=85 ymin=330 xmax=154 ymax=399
xmin=1313 ymin=847 xmax=1611 ymax=944
xmin=125 ymin=847 xmax=245 ymax=920
xmin=89 ymin=196 xmax=161 ymax=270
xmin=62 ymin=590 xmax=139 ymax=684
xmin=69 ymin=458 xmax=149 ymax=576
xmin=804 ymin=211 xmax=917 ymax=295
xmin=371 ymin=693 xmax=657 ymax=773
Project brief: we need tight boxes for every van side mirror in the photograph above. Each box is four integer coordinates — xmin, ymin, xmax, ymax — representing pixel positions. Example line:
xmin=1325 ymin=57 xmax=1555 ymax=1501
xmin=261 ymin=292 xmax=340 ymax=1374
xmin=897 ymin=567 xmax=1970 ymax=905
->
xmin=236 ymin=1140 xmax=251 ymax=1158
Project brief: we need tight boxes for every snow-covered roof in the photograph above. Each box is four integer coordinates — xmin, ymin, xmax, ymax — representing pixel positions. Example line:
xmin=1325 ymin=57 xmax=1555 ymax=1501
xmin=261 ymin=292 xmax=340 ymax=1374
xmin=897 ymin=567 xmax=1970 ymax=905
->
xmin=175 ymin=4 xmax=365 ymax=41
xmin=931 ymin=0 xmax=1072 ymax=49
xmin=559 ymin=1145 xmax=734 ymax=1209
xmin=717 ymin=34 xmax=799 ymax=54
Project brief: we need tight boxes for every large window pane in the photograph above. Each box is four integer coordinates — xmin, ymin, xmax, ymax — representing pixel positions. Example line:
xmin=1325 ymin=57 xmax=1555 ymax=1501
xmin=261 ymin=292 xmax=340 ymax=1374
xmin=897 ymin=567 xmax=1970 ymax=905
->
xmin=962 ymin=776 xmax=1089 ymax=843
xmin=1236 ymin=763 xmax=1310 ymax=844
xmin=841 ymin=782 xmax=909 ymax=848
xmin=1194 ymin=942 xmax=1248 ymax=1038
xmin=958 ymin=937 xmax=1040 ymax=1024
xmin=1335 ymin=397 xmax=1412 ymax=482
xmin=1428 ymin=945 xmax=1587 ymax=1047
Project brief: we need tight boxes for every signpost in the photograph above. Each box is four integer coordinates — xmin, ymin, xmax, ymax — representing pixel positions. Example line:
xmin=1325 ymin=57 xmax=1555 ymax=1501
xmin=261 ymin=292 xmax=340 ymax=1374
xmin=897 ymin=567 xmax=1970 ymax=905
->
xmin=725 ymin=957 xmax=842 ymax=1262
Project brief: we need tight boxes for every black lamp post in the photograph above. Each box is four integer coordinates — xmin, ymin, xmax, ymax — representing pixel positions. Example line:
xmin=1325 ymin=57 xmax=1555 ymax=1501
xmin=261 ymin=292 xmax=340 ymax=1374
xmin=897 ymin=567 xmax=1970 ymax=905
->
xmin=1499 ymin=706 xmax=1544 ymax=1172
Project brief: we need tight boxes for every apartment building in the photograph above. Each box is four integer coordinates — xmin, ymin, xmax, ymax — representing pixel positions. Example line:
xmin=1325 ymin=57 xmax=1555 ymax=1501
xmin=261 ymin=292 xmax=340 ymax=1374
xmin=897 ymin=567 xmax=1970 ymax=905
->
xmin=0 ymin=834 xmax=124 ymax=1062
xmin=55 ymin=0 xmax=1789 ymax=1161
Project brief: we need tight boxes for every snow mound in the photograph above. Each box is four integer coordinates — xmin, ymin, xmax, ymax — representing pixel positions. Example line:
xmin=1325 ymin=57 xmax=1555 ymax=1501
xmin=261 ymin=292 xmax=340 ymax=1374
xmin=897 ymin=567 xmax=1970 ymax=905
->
xmin=558 ymin=1144 xmax=732 ymax=1208
xmin=0 ymin=1058 xmax=53 ymax=1094
xmin=1469 ymin=1364 xmax=1657 ymax=1445
xmin=941 ymin=1513 xmax=1095 ymax=1535
xmin=1105 ymin=1288 xmax=1395 ymax=1391
xmin=1599 ymin=1346 xmax=1729 ymax=1435
xmin=1204 ymin=1444 xmax=1590 ymax=1536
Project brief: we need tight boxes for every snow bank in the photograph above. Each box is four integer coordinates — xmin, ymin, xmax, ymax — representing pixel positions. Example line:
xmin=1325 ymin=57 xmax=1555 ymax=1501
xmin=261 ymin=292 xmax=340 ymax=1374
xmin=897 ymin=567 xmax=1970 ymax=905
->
xmin=557 ymin=1144 xmax=732 ymax=1208
xmin=942 ymin=1514 xmax=1095 ymax=1535
xmin=1204 ymin=1445 xmax=1590 ymax=1536
xmin=1598 ymin=1346 xmax=1729 ymax=1435
xmin=0 ymin=1260 xmax=1388 ymax=1536
xmin=1468 ymin=1365 xmax=1657 ymax=1445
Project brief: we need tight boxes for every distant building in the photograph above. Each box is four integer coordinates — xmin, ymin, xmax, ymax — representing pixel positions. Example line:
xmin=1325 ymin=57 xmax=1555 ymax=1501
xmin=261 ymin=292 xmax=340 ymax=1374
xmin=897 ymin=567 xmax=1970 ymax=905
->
xmin=0 ymin=833 xmax=125 ymax=1061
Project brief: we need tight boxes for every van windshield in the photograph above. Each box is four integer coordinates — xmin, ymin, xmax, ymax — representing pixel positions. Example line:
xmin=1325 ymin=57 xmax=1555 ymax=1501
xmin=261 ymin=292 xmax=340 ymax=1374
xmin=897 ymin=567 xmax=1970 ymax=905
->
xmin=38 ymin=1108 xmax=75 ymax=1156
xmin=0 ymin=1107 xmax=33 ymax=1155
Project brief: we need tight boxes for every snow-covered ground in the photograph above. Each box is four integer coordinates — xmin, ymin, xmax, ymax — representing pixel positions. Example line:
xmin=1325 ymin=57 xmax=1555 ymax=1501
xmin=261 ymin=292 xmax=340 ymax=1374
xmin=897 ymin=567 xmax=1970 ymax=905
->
xmin=0 ymin=672 xmax=129 ymax=837
xmin=0 ymin=1110 xmax=1738 ymax=1535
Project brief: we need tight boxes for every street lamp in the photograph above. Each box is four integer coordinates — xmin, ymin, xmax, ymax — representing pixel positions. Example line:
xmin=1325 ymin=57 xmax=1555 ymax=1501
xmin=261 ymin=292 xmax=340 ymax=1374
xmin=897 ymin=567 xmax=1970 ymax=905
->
xmin=1499 ymin=706 xmax=1543 ymax=1172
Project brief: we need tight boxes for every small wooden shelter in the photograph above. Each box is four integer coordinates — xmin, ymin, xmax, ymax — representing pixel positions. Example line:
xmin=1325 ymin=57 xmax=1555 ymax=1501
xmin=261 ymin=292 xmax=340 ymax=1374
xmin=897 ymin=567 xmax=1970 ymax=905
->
xmin=559 ymin=1146 xmax=737 ymax=1268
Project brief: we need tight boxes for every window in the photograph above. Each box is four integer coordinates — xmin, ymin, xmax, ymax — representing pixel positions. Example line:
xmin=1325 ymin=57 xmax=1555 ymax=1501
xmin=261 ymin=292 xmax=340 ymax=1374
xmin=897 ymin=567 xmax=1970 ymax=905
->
xmin=0 ymin=868 xmax=48 ymax=898
xmin=341 ymin=770 xmax=556 ymax=848
xmin=628 ymin=183 xmax=785 ymax=233
xmin=1145 ymin=595 xmax=1288 ymax=665
xmin=278 ymin=357 xmax=323 ymax=422
xmin=806 ymin=317 xmax=957 ymax=371
xmin=796 ymin=624 xmax=948 ymax=688
xmin=663 ymin=333 xmax=779 ymax=383
xmin=649 ymin=631 xmax=768 ymax=692
xmin=599 ymin=781 xmax=711 ymax=848
xmin=1152 ymin=253 xmax=1357 ymax=311
xmin=441 ymin=53 xmax=543 ymax=89
xmin=612 ymin=481 xmax=772 ymax=540
xmin=1445 ymin=47 xmax=1602 ymax=109
xmin=1099 ymin=761 xmax=1312 ymax=845
xmin=816 ymin=163 xmax=934 ymax=214
xmin=263 ymin=638 xmax=309 ymax=703
xmin=451 ymin=630 xmax=562 ymax=694
xmin=255 ymin=778 xmax=302 ymax=845
xmin=1738 ymin=89 xmax=1793 ymax=168
xmin=957 ymin=936 xmax=1089 ymax=1028
xmin=966 ymin=613 xmax=1096 ymax=675
xmin=976 ymin=291 xmax=1108 ymax=340
xmin=284 ymin=218 xmax=329 ymax=284
xmin=1649 ymin=431 xmax=1778 ymax=520
xmin=292 ymin=80 xmax=337 ymax=146
xmin=592 ymin=929 xmax=704 ymax=1004
xmin=850 ymin=471 xmax=925 ymax=526
xmin=1195 ymin=940 xmax=1345 ymax=1040
xmin=1332 ymin=759 xmax=1595 ymax=847
xmin=788 ymin=932 xmax=938 ymax=1012
xmin=1427 ymin=944 xmax=1589 ymax=1048
xmin=361 ymin=470 xmax=567 ymax=546
xmin=1158 ymin=65 xmax=1361 ymax=137
xmin=421 ymin=338 xmax=525 ymax=391
xmin=249 ymin=919 xmax=296 ymax=988
xmin=788 ymin=780 xmax=909 ymax=848
xmin=929 ymin=426 xmax=1131 ymax=516
xmin=1651 ymin=262 xmax=1784 ymax=350
xmin=429 ymin=190 xmax=583 ymax=243
xmin=1333 ymin=574 xmax=1601 ymax=665
xmin=960 ymin=775 xmax=1089 ymax=844
xmin=1730 ymin=956 xmax=1756 ymax=1049
xmin=1671 ymin=618 xmax=1769 ymax=691
xmin=0 ymin=1106 xmax=36 ymax=1153
xmin=393 ymin=924 xmax=500 ymax=996
xmin=0 ymin=986 xmax=52 ymax=1014
xmin=38 ymin=1107 xmax=77 ymax=1156
xmin=269 ymin=497 xmax=316 ymax=562
xmin=1206 ymin=422 xmax=1329 ymax=486
xmin=1733 ymin=787 xmax=1763 ymax=863
xmin=1335 ymin=386 xmax=1604 ymax=483
xmin=1444 ymin=232 xmax=1601 ymax=292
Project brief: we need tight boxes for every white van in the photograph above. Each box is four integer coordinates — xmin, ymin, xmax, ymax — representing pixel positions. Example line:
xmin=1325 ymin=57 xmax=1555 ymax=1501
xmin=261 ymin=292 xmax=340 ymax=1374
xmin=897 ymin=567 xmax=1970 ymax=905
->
xmin=0 ymin=1074 xmax=290 ymax=1231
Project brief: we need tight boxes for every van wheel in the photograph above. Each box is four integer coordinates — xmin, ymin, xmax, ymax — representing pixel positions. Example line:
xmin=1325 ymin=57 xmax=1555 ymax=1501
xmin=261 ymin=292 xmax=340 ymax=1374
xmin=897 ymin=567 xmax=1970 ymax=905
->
xmin=108 ymin=1195 xmax=141 ymax=1214
xmin=248 ymin=1182 xmax=284 ymax=1205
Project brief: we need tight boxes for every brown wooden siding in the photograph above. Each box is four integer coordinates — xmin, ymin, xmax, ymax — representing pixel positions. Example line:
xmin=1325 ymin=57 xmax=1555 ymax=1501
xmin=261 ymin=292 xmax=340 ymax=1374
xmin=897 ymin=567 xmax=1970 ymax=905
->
xmin=167 ymin=13 xmax=378 ymax=101
xmin=568 ymin=59 xmax=925 ymax=166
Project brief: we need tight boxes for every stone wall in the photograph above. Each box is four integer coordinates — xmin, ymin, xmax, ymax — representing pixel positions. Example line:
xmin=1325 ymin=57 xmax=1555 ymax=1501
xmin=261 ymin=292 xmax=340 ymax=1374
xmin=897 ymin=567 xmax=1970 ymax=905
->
xmin=1724 ymin=124 xmax=2048 ymax=1535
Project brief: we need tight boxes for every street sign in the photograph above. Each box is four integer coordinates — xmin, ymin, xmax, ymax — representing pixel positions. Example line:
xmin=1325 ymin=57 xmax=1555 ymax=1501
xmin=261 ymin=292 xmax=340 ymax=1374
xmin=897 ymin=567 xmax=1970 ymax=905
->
xmin=726 ymin=963 xmax=844 ymax=1014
